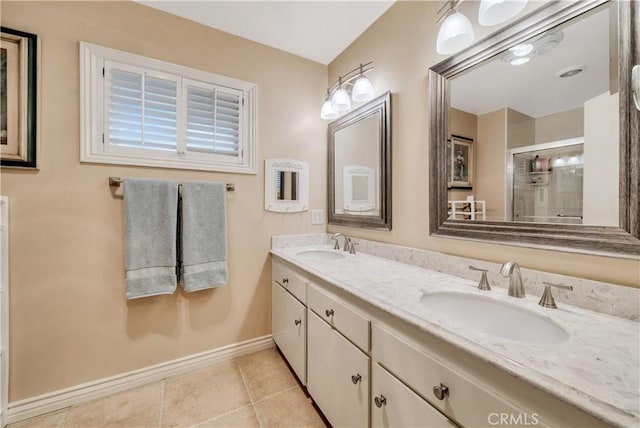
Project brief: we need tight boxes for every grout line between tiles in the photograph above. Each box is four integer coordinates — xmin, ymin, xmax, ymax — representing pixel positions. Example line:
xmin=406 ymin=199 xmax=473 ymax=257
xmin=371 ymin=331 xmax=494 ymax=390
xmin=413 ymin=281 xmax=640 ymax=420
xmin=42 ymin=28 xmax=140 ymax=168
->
xmin=57 ymin=408 xmax=70 ymax=428
xmin=251 ymin=385 xmax=299 ymax=406
xmin=235 ymin=358 xmax=263 ymax=428
xmin=157 ymin=379 xmax=166 ymax=428
xmin=191 ymin=404 xmax=255 ymax=428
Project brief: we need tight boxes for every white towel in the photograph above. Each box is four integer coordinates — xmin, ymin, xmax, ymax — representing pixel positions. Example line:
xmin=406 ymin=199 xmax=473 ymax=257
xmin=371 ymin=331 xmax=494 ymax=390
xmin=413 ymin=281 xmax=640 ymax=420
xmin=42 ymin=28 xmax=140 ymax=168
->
xmin=180 ymin=181 xmax=228 ymax=292
xmin=124 ymin=178 xmax=178 ymax=299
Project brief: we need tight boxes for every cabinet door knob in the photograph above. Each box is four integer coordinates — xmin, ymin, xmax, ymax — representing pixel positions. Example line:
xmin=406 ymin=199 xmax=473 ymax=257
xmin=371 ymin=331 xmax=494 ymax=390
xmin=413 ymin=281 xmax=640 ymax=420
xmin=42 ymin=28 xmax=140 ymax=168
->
xmin=433 ymin=383 xmax=449 ymax=400
xmin=282 ymin=278 xmax=289 ymax=284
xmin=374 ymin=395 xmax=387 ymax=408
xmin=351 ymin=374 xmax=362 ymax=384
xmin=294 ymin=319 xmax=302 ymax=326
xmin=325 ymin=309 xmax=334 ymax=317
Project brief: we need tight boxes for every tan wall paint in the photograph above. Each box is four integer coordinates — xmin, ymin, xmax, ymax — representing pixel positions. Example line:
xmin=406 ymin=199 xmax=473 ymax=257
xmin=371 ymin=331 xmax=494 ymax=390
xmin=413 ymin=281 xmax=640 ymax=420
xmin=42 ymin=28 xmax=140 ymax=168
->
xmin=327 ymin=0 xmax=639 ymax=287
xmin=1 ymin=1 xmax=327 ymax=400
xmin=507 ymin=108 xmax=535 ymax=149
xmin=476 ymin=109 xmax=507 ymax=221
xmin=535 ymin=107 xmax=584 ymax=144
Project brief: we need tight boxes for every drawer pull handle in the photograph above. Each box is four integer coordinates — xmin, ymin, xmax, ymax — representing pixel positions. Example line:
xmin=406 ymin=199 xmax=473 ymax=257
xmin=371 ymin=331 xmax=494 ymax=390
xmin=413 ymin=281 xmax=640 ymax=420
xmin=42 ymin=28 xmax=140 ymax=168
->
xmin=294 ymin=319 xmax=302 ymax=326
xmin=351 ymin=374 xmax=362 ymax=384
xmin=374 ymin=395 xmax=387 ymax=408
xmin=325 ymin=309 xmax=334 ymax=317
xmin=433 ymin=383 xmax=449 ymax=400
xmin=282 ymin=278 xmax=289 ymax=284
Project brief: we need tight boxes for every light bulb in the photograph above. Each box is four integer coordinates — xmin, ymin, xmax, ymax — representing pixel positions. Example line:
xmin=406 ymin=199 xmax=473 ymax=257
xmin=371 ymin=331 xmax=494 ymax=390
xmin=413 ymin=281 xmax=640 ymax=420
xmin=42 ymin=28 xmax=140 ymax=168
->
xmin=510 ymin=57 xmax=530 ymax=66
xmin=352 ymin=76 xmax=374 ymax=102
xmin=436 ymin=11 xmax=475 ymax=55
xmin=320 ymin=99 xmax=338 ymax=120
xmin=331 ymin=87 xmax=351 ymax=112
xmin=510 ymin=43 xmax=533 ymax=57
xmin=478 ymin=0 xmax=528 ymax=26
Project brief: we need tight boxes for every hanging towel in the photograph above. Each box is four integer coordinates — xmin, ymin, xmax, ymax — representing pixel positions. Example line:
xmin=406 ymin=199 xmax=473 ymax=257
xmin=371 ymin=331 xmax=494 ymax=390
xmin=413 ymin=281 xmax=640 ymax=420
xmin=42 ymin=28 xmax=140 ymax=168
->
xmin=180 ymin=181 xmax=228 ymax=292
xmin=124 ymin=178 xmax=178 ymax=299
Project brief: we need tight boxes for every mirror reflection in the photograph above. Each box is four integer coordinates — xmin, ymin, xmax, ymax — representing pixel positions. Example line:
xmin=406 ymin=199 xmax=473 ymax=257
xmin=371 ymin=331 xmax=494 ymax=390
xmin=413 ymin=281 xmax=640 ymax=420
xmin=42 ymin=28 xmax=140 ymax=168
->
xmin=328 ymin=91 xmax=391 ymax=230
xmin=334 ymin=114 xmax=380 ymax=216
xmin=275 ymin=170 xmax=299 ymax=201
xmin=448 ymin=4 xmax=618 ymax=226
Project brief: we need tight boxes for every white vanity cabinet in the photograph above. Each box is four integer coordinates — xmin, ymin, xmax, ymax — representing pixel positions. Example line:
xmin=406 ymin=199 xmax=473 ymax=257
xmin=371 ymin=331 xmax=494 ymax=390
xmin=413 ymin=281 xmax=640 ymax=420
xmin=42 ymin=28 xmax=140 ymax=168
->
xmin=371 ymin=363 xmax=455 ymax=428
xmin=307 ymin=310 xmax=370 ymax=428
xmin=271 ymin=260 xmax=307 ymax=384
xmin=372 ymin=324 xmax=529 ymax=427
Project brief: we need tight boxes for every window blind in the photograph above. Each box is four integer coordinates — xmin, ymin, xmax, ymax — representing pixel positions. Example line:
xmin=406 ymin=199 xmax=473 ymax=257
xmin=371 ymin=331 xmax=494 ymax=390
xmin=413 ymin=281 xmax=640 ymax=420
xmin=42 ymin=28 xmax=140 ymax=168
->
xmin=185 ymin=83 xmax=241 ymax=157
xmin=107 ymin=66 xmax=178 ymax=151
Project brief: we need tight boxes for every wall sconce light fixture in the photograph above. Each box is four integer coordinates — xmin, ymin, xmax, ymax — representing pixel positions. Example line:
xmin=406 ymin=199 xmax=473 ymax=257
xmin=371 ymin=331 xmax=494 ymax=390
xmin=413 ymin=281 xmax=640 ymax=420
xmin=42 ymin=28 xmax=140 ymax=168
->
xmin=437 ymin=0 xmax=528 ymax=55
xmin=321 ymin=62 xmax=375 ymax=120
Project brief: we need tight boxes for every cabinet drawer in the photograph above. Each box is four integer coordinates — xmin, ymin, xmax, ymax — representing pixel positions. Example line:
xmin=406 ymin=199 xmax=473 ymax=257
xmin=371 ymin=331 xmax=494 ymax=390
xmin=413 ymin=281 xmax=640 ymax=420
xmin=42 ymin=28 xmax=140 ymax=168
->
xmin=307 ymin=310 xmax=369 ymax=428
xmin=372 ymin=324 xmax=527 ymax=427
xmin=307 ymin=283 xmax=369 ymax=352
xmin=272 ymin=259 xmax=307 ymax=304
xmin=372 ymin=363 xmax=455 ymax=428
xmin=272 ymin=282 xmax=306 ymax=384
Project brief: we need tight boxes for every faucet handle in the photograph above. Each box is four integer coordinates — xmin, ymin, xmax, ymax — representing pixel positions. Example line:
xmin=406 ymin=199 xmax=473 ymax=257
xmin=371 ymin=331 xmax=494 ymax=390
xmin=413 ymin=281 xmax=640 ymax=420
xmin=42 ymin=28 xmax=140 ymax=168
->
xmin=333 ymin=239 xmax=340 ymax=250
xmin=349 ymin=240 xmax=359 ymax=254
xmin=468 ymin=266 xmax=491 ymax=291
xmin=539 ymin=281 xmax=573 ymax=309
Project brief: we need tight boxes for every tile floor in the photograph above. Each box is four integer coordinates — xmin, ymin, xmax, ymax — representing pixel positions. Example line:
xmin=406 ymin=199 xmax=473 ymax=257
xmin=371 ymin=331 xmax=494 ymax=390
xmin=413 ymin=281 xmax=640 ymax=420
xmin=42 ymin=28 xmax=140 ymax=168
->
xmin=9 ymin=348 xmax=328 ymax=428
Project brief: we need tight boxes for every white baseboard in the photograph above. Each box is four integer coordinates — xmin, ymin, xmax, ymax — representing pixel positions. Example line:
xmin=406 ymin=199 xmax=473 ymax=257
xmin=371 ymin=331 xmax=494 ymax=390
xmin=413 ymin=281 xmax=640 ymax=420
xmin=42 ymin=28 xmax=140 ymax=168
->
xmin=7 ymin=335 xmax=274 ymax=424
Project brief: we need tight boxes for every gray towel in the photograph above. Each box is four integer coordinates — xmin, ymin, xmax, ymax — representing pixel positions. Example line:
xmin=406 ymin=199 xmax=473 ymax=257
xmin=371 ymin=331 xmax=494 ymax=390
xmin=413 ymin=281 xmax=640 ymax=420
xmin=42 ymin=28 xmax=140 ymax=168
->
xmin=124 ymin=178 xmax=178 ymax=299
xmin=180 ymin=181 xmax=228 ymax=292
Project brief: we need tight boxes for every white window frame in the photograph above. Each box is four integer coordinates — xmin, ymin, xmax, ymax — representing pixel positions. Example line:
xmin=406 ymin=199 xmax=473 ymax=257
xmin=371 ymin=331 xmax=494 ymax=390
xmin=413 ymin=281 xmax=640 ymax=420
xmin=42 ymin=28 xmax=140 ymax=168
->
xmin=80 ymin=42 xmax=257 ymax=174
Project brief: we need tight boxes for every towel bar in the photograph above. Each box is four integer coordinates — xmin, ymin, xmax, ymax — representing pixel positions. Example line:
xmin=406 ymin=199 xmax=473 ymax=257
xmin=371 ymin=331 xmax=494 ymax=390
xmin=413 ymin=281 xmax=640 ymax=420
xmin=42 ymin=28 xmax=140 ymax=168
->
xmin=108 ymin=176 xmax=235 ymax=192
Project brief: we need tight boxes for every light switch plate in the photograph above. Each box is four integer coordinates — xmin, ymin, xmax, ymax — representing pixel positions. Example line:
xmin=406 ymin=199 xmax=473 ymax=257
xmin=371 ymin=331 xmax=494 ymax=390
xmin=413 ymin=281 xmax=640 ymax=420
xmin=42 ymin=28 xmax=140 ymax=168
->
xmin=311 ymin=209 xmax=324 ymax=225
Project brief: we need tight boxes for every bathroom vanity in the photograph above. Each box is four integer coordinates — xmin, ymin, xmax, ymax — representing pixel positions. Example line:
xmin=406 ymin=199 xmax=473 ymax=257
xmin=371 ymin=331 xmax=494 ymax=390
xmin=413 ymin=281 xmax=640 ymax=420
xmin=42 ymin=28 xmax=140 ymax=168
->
xmin=271 ymin=242 xmax=639 ymax=428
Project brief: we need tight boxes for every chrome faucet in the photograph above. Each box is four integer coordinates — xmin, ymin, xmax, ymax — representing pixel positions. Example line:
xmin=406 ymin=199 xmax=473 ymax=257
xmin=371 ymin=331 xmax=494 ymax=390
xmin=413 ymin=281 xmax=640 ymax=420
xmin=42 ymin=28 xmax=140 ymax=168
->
xmin=331 ymin=233 xmax=351 ymax=252
xmin=500 ymin=261 xmax=525 ymax=298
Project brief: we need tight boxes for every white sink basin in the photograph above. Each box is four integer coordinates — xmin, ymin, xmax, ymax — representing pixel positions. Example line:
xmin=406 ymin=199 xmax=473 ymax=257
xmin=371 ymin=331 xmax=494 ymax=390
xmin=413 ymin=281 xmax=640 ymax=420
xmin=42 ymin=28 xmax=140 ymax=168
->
xmin=420 ymin=291 xmax=569 ymax=344
xmin=296 ymin=249 xmax=346 ymax=261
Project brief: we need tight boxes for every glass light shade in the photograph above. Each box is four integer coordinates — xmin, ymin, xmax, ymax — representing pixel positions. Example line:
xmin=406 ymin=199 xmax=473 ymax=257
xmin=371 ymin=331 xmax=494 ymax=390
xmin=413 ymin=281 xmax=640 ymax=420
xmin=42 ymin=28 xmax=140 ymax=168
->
xmin=510 ymin=57 xmax=530 ymax=66
xmin=331 ymin=87 xmax=351 ymax=112
xmin=478 ymin=0 xmax=528 ymax=26
xmin=320 ymin=99 xmax=339 ymax=120
xmin=351 ymin=76 xmax=374 ymax=102
xmin=510 ymin=43 xmax=533 ymax=57
xmin=436 ymin=11 xmax=475 ymax=55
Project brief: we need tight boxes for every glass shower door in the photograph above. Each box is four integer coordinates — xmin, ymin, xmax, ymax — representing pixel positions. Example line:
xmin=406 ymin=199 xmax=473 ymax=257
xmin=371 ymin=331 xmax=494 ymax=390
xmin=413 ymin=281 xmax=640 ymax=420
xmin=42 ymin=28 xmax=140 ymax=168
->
xmin=510 ymin=140 xmax=584 ymax=224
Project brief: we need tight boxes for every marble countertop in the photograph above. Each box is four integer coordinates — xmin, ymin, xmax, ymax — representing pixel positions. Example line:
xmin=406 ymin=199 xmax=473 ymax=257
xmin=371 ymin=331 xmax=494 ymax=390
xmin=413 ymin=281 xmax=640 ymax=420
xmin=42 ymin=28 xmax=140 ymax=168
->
xmin=271 ymin=245 xmax=640 ymax=428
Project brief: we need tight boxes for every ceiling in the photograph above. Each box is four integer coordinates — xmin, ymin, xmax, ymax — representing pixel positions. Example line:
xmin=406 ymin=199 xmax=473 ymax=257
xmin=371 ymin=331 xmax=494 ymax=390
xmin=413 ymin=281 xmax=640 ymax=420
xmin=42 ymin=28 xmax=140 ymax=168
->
xmin=135 ymin=1 xmax=395 ymax=65
xmin=450 ymin=6 xmax=611 ymax=118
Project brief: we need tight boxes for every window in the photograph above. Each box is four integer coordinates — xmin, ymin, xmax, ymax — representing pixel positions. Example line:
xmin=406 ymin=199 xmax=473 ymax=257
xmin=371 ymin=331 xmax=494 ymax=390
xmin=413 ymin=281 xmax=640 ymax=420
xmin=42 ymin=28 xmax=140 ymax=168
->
xmin=80 ymin=42 xmax=257 ymax=174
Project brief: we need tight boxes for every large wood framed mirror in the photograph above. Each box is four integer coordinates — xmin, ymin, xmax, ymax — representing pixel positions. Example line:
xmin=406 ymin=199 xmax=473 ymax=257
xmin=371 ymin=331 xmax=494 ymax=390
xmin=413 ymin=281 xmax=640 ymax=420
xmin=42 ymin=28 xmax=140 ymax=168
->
xmin=329 ymin=91 xmax=392 ymax=230
xmin=429 ymin=0 xmax=639 ymax=258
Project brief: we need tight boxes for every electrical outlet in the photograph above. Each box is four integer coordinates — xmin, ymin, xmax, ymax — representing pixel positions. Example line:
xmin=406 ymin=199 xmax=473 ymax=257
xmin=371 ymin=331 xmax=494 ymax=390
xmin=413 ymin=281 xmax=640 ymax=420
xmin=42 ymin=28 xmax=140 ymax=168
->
xmin=311 ymin=209 xmax=324 ymax=225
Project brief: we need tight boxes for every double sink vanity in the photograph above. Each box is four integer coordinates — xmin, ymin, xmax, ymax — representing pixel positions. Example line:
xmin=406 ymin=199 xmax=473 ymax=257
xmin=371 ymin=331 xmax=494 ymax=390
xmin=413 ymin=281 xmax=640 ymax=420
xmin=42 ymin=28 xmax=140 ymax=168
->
xmin=270 ymin=235 xmax=639 ymax=428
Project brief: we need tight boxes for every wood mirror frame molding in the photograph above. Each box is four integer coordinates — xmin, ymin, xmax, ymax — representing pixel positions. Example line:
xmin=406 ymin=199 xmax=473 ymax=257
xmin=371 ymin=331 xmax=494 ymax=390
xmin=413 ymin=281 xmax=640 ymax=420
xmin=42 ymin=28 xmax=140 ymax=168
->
xmin=328 ymin=91 xmax=392 ymax=230
xmin=428 ymin=0 xmax=639 ymax=259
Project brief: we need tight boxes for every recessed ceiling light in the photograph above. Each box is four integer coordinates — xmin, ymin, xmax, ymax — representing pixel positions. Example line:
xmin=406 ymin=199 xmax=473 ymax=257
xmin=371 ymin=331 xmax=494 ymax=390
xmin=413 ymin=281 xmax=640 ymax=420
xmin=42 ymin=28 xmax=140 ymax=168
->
xmin=557 ymin=65 xmax=586 ymax=78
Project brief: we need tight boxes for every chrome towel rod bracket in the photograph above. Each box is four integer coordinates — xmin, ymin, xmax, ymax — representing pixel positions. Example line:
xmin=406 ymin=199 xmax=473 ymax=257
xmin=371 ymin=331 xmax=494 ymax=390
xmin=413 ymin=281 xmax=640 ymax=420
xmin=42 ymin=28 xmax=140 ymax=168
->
xmin=108 ymin=176 xmax=235 ymax=192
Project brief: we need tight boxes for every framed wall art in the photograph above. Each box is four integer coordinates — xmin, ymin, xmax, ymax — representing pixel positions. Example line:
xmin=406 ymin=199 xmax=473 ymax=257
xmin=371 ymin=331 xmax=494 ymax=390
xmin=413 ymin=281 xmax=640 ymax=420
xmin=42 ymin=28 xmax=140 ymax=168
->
xmin=447 ymin=135 xmax=473 ymax=189
xmin=1 ymin=27 xmax=38 ymax=169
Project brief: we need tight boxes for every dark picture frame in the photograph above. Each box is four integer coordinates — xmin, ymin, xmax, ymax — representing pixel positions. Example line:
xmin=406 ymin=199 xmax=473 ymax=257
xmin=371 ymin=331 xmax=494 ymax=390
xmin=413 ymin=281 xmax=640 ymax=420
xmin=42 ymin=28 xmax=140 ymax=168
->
xmin=447 ymin=135 xmax=473 ymax=189
xmin=1 ymin=27 xmax=38 ymax=169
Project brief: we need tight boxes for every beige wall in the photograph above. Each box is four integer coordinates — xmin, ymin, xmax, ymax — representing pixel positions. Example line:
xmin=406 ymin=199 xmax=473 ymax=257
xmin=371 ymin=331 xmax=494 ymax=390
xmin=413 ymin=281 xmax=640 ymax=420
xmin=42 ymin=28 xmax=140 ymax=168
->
xmin=476 ymin=109 xmax=507 ymax=221
xmin=1 ymin=1 xmax=327 ymax=401
xmin=535 ymin=107 xmax=584 ymax=144
xmin=327 ymin=1 xmax=639 ymax=287
xmin=507 ymin=108 xmax=535 ymax=149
